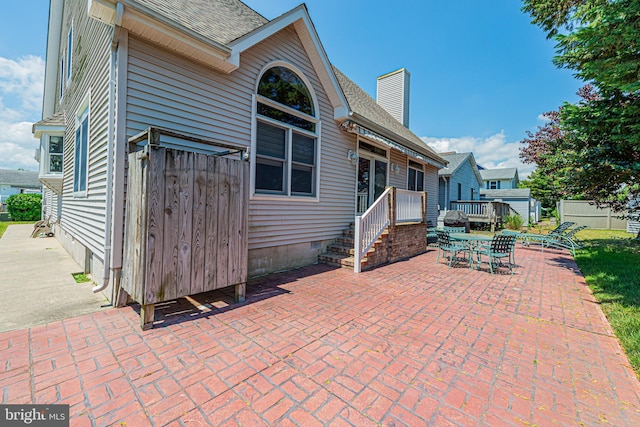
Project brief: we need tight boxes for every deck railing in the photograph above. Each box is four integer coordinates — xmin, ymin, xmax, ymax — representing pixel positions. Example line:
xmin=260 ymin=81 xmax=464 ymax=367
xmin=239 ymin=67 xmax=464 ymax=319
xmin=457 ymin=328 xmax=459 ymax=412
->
xmin=396 ymin=189 xmax=424 ymax=223
xmin=449 ymin=200 xmax=515 ymax=231
xmin=354 ymin=188 xmax=391 ymax=273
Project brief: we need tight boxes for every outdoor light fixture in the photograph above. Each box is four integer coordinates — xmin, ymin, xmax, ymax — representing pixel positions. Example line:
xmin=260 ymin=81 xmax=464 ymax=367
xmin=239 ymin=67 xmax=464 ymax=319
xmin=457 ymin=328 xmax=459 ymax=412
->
xmin=391 ymin=163 xmax=400 ymax=175
xmin=347 ymin=149 xmax=358 ymax=165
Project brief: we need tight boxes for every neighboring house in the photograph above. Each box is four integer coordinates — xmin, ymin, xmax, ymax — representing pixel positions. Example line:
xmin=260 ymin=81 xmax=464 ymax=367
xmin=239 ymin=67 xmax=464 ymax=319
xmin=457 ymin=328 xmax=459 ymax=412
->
xmin=480 ymin=167 xmax=519 ymax=190
xmin=437 ymin=152 xmax=482 ymax=211
xmin=480 ymin=188 xmax=533 ymax=226
xmin=32 ymin=0 xmax=445 ymax=302
xmin=0 ymin=169 xmax=42 ymax=208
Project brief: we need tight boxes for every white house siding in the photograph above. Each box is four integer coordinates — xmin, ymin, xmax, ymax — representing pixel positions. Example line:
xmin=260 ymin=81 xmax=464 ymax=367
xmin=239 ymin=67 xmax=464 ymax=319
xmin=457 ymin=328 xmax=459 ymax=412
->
xmin=125 ymin=26 xmax=356 ymax=257
xmin=501 ymin=199 xmax=530 ymax=226
xmin=57 ymin=0 xmax=113 ymax=261
xmin=42 ymin=188 xmax=60 ymax=223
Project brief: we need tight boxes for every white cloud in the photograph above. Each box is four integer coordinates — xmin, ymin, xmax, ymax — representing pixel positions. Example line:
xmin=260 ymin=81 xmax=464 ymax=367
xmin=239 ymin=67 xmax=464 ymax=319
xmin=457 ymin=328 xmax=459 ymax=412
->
xmin=421 ymin=131 xmax=535 ymax=179
xmin=537 ymin=113 xmax=550 ymax=122
xmin=0 ymin=55 xmax=44 ymax=171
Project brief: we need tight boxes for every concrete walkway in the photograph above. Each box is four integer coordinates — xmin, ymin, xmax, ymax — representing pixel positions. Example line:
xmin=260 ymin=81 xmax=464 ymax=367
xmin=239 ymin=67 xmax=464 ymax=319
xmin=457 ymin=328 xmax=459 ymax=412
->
xmin=0 ymin=224 xmax=108 ymax=332
xmin=1 ymin=243 xmax=640 ymax=426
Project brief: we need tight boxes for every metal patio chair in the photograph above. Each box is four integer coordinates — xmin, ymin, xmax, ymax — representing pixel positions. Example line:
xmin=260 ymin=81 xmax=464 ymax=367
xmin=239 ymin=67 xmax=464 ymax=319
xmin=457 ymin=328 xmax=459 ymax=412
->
xmin=436 ymin=230 xmax=470 ymax=268
xmin=477 ymin=234 xmax=517 ymax=275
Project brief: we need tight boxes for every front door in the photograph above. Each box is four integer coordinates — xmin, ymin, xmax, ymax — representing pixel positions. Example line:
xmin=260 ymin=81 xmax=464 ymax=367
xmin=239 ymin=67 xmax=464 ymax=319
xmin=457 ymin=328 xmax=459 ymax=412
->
xmin=357 ymin=155 xmax=388 ymax=214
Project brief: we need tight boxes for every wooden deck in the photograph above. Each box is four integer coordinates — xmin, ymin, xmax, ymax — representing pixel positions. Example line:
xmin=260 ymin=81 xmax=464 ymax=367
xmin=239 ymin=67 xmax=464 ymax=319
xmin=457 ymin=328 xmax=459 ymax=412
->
xmin=449 ymin=200 xmax=515 ymax=231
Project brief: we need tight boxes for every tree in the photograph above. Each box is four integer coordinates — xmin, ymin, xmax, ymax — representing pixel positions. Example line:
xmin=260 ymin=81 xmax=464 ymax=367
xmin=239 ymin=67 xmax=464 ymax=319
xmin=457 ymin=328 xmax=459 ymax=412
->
xmin=519 ymin=89 xmax=591 ymax=210
xmin=522 ymin=0 xmax=640 ymax=214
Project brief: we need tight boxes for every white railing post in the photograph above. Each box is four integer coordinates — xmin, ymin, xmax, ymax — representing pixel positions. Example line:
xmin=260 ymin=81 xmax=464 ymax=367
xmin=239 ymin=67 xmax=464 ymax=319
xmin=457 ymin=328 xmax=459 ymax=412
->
xmin=354 ymin=217 xmax=362 ymax=273
xmin=353 ymin=187 xmax=392 ymax=273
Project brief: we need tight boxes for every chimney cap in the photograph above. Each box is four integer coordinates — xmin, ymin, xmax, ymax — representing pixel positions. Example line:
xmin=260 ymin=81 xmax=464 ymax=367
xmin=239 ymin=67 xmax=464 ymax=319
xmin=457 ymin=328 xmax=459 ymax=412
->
xmin=377 ymin=67 xmax=411 ymax=80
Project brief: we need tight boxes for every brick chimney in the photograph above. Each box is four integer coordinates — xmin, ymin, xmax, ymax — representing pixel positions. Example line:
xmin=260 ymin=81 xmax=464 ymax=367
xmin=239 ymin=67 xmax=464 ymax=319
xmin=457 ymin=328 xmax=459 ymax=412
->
xmin=376 ymin=68 xmax=410 ymax=127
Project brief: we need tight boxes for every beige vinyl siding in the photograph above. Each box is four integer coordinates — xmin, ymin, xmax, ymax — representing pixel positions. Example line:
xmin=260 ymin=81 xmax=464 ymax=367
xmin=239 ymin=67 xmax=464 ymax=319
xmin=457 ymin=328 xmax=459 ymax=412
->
xmin=57 ymin=0 xmax=113 ymax=260
xmin=388 ymin=149 xmax=439 ymax=224
xmin=126 ymin=26 xmax=356 ymax=251
xmin=388 ymin=149 xmax=406 ymax=189
xmin=424 ymin=165 xmax=439 ymax=225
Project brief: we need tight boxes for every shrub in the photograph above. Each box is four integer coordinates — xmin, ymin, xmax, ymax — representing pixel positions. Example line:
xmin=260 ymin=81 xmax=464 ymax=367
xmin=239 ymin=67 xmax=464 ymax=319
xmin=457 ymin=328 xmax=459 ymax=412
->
xmin=504 ymin=214 xmax=524 ymax=230
xmin=5 ymin=194 xmax=42 ymax=221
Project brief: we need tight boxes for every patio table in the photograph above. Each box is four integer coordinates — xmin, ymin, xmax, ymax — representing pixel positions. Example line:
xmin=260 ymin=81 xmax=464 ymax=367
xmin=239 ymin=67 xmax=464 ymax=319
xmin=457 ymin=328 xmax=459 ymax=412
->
xmin=450 ymin=233 xmax=492 ymax=270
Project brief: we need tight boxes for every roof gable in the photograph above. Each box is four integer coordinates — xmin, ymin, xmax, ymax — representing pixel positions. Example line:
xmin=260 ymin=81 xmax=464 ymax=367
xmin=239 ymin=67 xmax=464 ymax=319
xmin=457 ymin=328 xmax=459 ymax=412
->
xmin=480 ymin=167 xmax=518 ymax=181
xmin=228 ymin=5 xmax=349 ymax=119
xmin=438 ymin=152 xmax=482 ymax=183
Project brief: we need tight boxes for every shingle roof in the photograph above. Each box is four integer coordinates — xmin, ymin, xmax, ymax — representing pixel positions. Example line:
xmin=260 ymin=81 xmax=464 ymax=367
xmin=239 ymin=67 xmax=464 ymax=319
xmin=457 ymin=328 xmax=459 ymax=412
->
xmin=32 ymin=111 xmax=65 ymax=129
xmin=0 ymin=169 xmax=41 ymax=188
xmin=480 ymin=188 xmax=530 ymax=199
xmin=122 ymin=1 xmax=445 ymax=166
xmin=132 ymin=0 xmax=268 ymax=45
xmin=480 ymin=168 xmax=518 ymax=181
xmin=438 ymin=152 xmax=470 ymax=176
xmin=332 ymin=66 xmax=444 ymax=164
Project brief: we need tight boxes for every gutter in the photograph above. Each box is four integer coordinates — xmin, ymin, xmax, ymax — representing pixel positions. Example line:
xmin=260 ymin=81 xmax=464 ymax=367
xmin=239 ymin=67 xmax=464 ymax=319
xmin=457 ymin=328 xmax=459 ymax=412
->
xmin=42 ymin=0 xmax=64 ymax=118
xmin=94 ymin=2 xmax=124 ymax=294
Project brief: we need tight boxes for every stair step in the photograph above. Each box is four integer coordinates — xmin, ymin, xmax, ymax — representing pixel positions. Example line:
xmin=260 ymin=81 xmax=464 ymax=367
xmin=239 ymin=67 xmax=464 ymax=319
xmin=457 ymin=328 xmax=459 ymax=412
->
xmin=318 ymin=253 xmax=367 ymax=269
xmin=326 ymin=243 xmax=355 ymax=256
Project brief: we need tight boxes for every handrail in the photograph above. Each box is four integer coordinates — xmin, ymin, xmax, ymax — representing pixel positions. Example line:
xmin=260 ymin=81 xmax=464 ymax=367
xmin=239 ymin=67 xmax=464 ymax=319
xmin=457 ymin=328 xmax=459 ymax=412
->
xmin=354 ymin=187 xmax=391 ymax=273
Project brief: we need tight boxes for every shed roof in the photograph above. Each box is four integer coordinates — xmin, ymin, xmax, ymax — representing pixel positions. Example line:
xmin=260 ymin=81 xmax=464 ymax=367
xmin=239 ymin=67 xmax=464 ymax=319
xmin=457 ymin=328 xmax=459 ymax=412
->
xmin=0 ymin=169 xmax=41 ymax=188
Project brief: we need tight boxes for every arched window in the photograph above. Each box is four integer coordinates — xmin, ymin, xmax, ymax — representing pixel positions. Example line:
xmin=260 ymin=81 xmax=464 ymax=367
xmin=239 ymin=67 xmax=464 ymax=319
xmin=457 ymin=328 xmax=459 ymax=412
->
xmin=254 ymin=64 xmax=319 ymax=197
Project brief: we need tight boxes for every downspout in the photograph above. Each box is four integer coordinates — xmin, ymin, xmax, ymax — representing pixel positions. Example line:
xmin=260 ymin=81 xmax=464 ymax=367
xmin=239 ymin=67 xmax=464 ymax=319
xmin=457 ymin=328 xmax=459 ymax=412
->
xmin=42 ymin=0 xmax=63 ymax=119
xmin=443 ymin=176 xmax=449 ymax=213
xmin=94 ymin=2 xmax=124 ymax=293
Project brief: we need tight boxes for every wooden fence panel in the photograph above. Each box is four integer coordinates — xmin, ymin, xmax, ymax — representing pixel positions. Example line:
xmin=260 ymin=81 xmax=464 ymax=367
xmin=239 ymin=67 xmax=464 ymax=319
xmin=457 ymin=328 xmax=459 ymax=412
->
xmin=177 ymin=151 xmax=194 ymax=298
xmin=160 ymin=149 xmax=180 ymax=303
xmin=190 ymin=154 xmax=208 ymax=295
xmin=145 ymin=147 xmax=166 ymax=304
xmin=205 ymin=156 xmax=220 ymax=290
xmin=122 ymin=145 xmax=249 ymax=308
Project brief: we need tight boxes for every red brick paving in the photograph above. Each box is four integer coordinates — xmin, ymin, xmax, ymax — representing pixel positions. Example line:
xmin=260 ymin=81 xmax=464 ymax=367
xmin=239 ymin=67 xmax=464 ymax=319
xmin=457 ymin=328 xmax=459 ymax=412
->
xmin=2 ymin=246 xmax=640 ymax=426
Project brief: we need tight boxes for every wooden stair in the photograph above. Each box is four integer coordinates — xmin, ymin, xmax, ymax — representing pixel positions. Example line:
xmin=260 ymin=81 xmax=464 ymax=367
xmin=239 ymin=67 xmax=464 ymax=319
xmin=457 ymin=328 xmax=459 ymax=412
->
xmin=318 ymin=224 xmax=387 ymax=270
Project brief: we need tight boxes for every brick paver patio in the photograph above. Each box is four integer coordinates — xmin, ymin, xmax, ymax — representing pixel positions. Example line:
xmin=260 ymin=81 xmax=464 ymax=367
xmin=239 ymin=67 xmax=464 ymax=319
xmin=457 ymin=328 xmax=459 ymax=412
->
xmin=2 ymin=245 xmax=640 ymax=426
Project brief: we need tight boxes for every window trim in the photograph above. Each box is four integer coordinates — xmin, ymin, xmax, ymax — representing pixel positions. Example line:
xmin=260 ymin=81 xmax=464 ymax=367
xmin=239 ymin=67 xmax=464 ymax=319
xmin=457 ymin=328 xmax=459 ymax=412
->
xmin=45 ymin=134 xmax=64 ymax=175
xmin=66 ymin=24 xmax=73 ymax=85
xmin=251 ymin=62 xmax=321 ymax=202
xmin=73 ymin=92 xmax=90 ymax=197
xmin=59 ymin=58 xmax=65 ymax=101
xmin=406 ymin=159 xmax=425 ymax=192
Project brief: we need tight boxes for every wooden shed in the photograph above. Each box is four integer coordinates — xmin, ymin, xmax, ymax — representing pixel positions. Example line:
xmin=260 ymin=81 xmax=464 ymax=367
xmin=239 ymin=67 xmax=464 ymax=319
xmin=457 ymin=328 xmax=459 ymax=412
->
xmin=120 ymin=128 xmax=249 ymax=329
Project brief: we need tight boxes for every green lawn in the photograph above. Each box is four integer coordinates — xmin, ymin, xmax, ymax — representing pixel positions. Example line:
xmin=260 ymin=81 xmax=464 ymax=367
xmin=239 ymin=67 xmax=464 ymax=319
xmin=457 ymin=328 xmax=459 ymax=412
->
xmin=0 ymin=221 xmax=35 ymax=238
xmin=572 ymin=229 xmax=640 ymax=377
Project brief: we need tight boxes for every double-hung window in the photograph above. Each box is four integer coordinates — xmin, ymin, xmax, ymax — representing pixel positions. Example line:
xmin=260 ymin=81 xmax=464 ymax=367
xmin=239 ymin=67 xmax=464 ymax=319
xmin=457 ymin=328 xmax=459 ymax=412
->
xmin=254 ymin=65 xmax=318 ymax=198
xmin=407 ymin=160 xmax=424 ymax=192
xmin=48 ymin=136 xmax=63 ymax=174
xmin=74 ymin=103 xmax=89 ymax=194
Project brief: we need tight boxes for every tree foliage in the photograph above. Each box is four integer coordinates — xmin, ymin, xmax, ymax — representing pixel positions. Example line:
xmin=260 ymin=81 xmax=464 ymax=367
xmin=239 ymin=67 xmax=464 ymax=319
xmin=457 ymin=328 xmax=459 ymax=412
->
xmin=5 ymin=194 xmax=42 ymax=221
xmin=522 ymin=0 xmax=640 ymax=214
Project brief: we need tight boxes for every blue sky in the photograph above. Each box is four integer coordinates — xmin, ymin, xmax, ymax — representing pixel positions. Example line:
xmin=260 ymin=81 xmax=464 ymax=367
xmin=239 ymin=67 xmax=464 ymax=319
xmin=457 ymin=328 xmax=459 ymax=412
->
xmin=0 ymin=0 xmax=582 ymax=176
